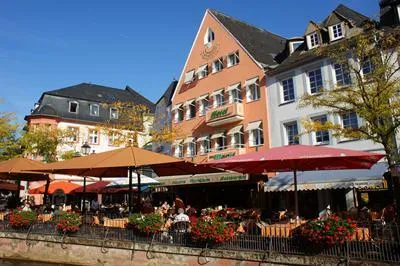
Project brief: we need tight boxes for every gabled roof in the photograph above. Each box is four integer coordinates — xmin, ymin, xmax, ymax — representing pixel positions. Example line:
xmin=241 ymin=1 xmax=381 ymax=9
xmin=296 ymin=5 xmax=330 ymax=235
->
xmin=156 ymin=80 xmax=178 ymax=106
xmin=209 ymin=9 xmax=287 ymax=68
xmin=323 ymin=4 xmax=370 ymax=28
xmin=268 ymin=4 xmax=371 ymax=76
xmin=45 ymin=83 xmax=154 ymax=111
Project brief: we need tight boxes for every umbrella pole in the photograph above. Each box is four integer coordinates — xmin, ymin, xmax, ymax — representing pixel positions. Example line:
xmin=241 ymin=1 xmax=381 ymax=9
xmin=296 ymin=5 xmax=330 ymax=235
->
xmin=83 ymin=176 xmax=87 ymax=214
xmin=16 ymin=180 xmax=21 ymax=201
xmin=44 ymin=178 xmax=50 ymax=205
xmin=137 ymin=169 xmax=141 ymax=210
xmin=128 ymin=167 xmax=133 ymax=213
xmin=293 ymin=170 xmax=299 ymax=221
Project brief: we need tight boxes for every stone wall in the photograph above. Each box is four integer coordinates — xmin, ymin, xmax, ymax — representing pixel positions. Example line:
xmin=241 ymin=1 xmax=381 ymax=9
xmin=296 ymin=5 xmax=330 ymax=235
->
xmin=0 ymin=232 xmax=387 ymax=266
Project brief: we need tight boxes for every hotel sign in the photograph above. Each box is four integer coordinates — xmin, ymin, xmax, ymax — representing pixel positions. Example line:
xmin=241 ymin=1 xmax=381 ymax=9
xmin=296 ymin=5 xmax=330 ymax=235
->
xmin=208 ymin=151 xmax=236 ymax=160
xmin=210 ymin=108 xmax=228 ymax=119
xmin=156 ymin=173 xmax=249 ymax=187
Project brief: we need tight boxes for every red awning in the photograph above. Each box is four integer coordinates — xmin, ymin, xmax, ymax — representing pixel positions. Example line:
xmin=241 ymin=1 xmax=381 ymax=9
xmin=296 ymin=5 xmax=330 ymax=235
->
xmin=28 ymin=181 xmax=81 ymax=194
xmin=204 ymin=145 xmax=385 ymax=173
xmin=72 ymin=181 xmax=110 ymax=194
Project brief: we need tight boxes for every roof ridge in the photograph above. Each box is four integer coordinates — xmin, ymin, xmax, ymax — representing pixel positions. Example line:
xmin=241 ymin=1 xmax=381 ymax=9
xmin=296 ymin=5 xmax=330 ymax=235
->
xmin=335 ymin=4 xmax=370 ymax=21
xmin=208 ymin=8 xmax=286 ymax=41
xmin=124 ymin=85 xmax=155 ymax=105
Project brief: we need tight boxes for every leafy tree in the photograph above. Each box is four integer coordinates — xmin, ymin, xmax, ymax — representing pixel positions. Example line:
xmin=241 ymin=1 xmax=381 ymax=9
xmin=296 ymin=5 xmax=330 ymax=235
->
xmin=0 ymin=104 xmax=23 ymax=160
xmin=299 ymin=26 xmax=400 ymax=203
xmin=20 ymin=124 xmax=75 ymax=162
xmin=97 ymin=102 xmax=178 ymax=148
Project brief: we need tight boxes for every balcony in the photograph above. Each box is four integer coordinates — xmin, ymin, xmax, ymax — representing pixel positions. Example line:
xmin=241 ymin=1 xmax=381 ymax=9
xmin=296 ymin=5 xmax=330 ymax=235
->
xmin=207 ymin=146 xmax=246 ymax=161
xmin=205 ymin=102 xmax=244 ymax=127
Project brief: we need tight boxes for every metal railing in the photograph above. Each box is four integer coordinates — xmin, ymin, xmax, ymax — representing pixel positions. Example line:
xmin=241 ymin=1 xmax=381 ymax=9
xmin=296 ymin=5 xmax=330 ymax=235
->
xmin=0 ymin=216 xmax=399 ymax=264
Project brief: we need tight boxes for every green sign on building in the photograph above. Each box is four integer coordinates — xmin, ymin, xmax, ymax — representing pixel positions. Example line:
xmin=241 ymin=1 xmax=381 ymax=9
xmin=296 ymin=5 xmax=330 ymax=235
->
xmin=210 ymin=108 xmax=229 ymax=119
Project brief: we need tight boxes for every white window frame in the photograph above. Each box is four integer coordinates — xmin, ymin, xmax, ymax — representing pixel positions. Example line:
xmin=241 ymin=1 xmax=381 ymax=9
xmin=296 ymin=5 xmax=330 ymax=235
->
xmin=89 ymin=129 xmax=99 ymax=145
xmin=289 ymin=41 xmax=303 ymax=54
xmin=334 ymin=63 xmax=351 ymax=87
xmin=284 ymin=121 xmax=299 ymax=145
xmin=66 ymin=127 xmax=79 ymax=143
xmin=197 ymin=96 xmax=209 ymax=116
xmin=228 ymin=83 xmax=242 ymax=104
xmin=308 ymin=68 xmax=323 ymax=94
xmin=186 ymin=141 xmax=196 ymax=157
xmin=280 ymin=77 xmax=295 ymax=103
xmin=227 ymin=51 xmax=239 ymax=67
xmin=174 ymin=144 xmax=184 ymax=158
xmin=231 ymin=132 xmax=244 ymax=148
xmin=248 ymin=128 xmax=263 ymax=147
xmin=212 ymin=57 xmax=224 ymax=73
xmin=361 ymin=57 xmax=373 ymax=77
xmin=311 ymin=115 xmax=330 ymax=145
xmin=110 ymin=107 xmax=118 ymax=119
xmin=173 ymin=104 xmax=184 ymax=123
xmin=198 ymin=137 xmax=210 ymax=154
xmin=69 ymin=101 xmax=79 ymax=114
xmin=89 ymin=104 xmax=99 ymax=117
xmin=341 ymin=112 xmax=359 ymax=130
xmin=204 ymin=28 xmax=215 ymax=45
xmin=197 ymin=64 xmax=208 ymax=79
xmin=184 ymin=70 xmax=195 ymax=84
xmin=329 ymin=23 xmax=344 ymax=41
xmin=213 ymin=91 xmax=225 ymax=108
xmin=246 ymin=78 xmax=260 ymax=102
xmin=185 ymin=101 xmax=196 ymax=120
xmin=397 ymin=5 xmax=400 ymax=23
xmin=307 ymin=32 xmax=320 ymax=49
xmin=108 ymin=131 xmax=119 ymax=146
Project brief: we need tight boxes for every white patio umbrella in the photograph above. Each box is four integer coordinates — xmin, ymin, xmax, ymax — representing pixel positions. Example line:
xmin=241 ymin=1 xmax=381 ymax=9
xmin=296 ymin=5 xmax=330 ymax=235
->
xmin=106 ymin=174 xmax=159 ymax=187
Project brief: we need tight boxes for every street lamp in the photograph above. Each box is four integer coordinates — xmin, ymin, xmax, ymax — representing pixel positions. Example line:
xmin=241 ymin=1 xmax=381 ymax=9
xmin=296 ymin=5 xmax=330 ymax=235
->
xmin=80 ymin=142 xmax=91 ymax=214
xmin=80 ymin=142 xmax=91 ymax=156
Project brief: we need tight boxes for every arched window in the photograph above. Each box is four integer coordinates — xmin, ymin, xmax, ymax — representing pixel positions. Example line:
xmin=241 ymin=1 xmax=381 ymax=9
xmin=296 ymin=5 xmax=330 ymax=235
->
xmin=204 ymin=28 xmax=215 ymax=45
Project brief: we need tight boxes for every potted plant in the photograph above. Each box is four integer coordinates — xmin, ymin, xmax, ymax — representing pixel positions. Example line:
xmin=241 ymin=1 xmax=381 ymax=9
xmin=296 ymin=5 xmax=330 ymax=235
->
xmin=300 ymin=215 xmax=356 ymax=247
xmin=55 ymin=211 xmax=82 ymax=234
xmin=128 ymin=213 xmax=163 ymax=235
xmin=191 ymin=216 xmax=235 ymax=245
xmin=8 ymin=209 xmax=37 ymax=228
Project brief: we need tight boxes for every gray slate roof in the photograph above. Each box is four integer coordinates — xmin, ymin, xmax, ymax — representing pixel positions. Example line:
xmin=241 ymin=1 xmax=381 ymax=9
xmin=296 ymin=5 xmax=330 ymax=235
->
xmin=268 ymin=4 xmax=371 ymax=76
xmin=209 ymin=9 xmax=287 ymax=68
xmin=156 ymin=80 xmax=178 ymax=106
xmin=46 ymin=83 xmax=154 ymax=111
xmin=27 ymin=83 xmax=155 ymax=124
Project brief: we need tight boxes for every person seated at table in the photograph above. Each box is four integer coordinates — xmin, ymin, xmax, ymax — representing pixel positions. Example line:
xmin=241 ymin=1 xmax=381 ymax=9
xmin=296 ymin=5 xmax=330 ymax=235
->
xmin=186 ymin=206 xmax=197 ymax=224
xmin=174 ymin=208 xmax=189 ymax=223
xmin=318 ymin=205 xmax=331 ymax=220
xmin=22 ymin=202 xmax=32 ymax=212
xmin=161 ymin=201 xmax=170 ymax=211
xmin=174 ymin=196 xmax=185 ymax=210
xmin=381 ymin=204 xmax=396 ymax=224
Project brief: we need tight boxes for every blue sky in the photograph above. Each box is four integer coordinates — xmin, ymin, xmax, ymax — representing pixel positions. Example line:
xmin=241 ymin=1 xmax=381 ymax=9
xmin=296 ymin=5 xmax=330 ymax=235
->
xmin=0 ymin=1 xmax=379 ymax=123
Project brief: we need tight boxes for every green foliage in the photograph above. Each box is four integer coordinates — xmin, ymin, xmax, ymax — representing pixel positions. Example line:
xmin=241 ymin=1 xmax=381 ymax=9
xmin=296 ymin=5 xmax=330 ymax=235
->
xmin=299 ymin=27 xmax=400 ymax=166
xmin=8 ymin=210 xmax=37 ymax=228
xmin=0 ymin=106 xmax=22 ymax=160
xmin=55 ymin=211 xmax=82 ymax=233
xmin=128 ymin=213 xmax=163 ymax=234
xmin=19 ymin=125 xmax=74 ymax=162
xmin=301 ymin=216 xmax=356 ymax=246
xmin=61 ymin=150 xmax=79 ymax=160
xmin=191 ymin=216 xmax=235 ymax=244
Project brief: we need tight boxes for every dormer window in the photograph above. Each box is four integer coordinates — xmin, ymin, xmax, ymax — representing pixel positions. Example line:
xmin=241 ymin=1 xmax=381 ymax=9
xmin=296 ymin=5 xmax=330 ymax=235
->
xmin=307 ymin=32 xmax=320 ymax=49
xmin=289 ymin=41 xmax=303 ymax=54
xmin=69 ymin=101 xmax=79 ymax=113
xmin=110 ymin=107 xmax=118 ymax=119
xmin=329 ymin=23 xmax=344 ymax=41
xmin=204 ymin=28 xmax=215 ymax=45
xmin=89 ymin=104 xmax=99 ymax=116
